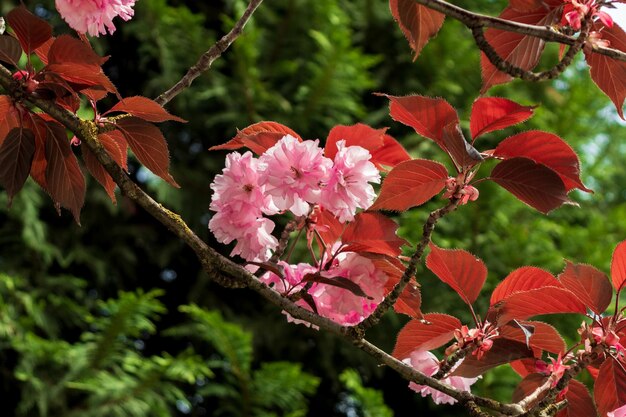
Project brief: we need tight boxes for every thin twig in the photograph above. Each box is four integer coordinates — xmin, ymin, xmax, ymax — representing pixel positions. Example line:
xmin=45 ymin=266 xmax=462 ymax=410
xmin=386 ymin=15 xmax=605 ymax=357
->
xmin=412 ymin=0 xmax=626 ymax=63
xmin=432 ymin=344 xmax=474 ymax=380
xmin=154 ymin=0 xmax=264 ymax=106
xmin=353 ymin=198 xmax=460 ymax=333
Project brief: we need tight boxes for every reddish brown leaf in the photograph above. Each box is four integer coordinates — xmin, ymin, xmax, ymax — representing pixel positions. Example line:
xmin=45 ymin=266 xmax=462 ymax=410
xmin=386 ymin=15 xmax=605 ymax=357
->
xmin=116 ymin=117 xmax=178 ymax=187
xmin=303 ymin=273 xmax=370 ymax=299
xmin=470 ymin=97 xmax=535 ymax=139
xmin=0 ymin=95 xmax=21 ymax=146
xmin=370 ymin=250 xmax=422 ymax=318
xmin=23 ymin=113 xmax=48 ymax=189
xmin=452 ymin=338 xmax=534 ymax=378
xmin=44 ymin=121 xmax=85 ymax=223
xmin=493 ymin=131 xmax=590 ymax=192
xmin=556 ymin=380 xmax=598 ymax=417
xmin=342 ymin=212 xmax=408 ymax=257
xmin=6 ymin=6 xmax=52 ymax=55
xmin=426 ymin=243 xmax=487 ymax=305
xmin=105 ymin=96 xmax=187 ymax=123
xmin=370 ymin=134 xmax=411 ymax=171
xmin=481 ymin=6 xmax=560 ymax=92
xmin=389 ymin=0 xmax=445 ymax=59
xmin=0 ymin=127 xmax=35 ymax=202
xmin=612 ymin=240 xmax=626 ymax=292
xmin=509 ymin=0 xmax=545 ymax=11
xmin=324 ymin=123 xmax=386 ymax=160
xmin=210 ymin=121 xmax=301 ymax=155
xmin=310 ymin=207 xmax=345 ymax=255
xmin=392 ymin=313 xmax=461 ymax=359
xmin=0 ymin=35 xmax=22 ymax=66
xmin=378 ymin=94 xmax=458 ymax=149
xmin=499 ymin=321 xmax=566 ymax=354
xmin=490 ymin=266 xmax=558 ymax=305
xmin=584 ymin=23 xmax=626 ymax=119
xmin=44 ymin=63 xmax=117 ymax=94
xmin=83 ymin=146 xmax=117 ymax=203
xmin=394 ymin=282 xmax=423 ymax=319
xmin=493 ymin=286 xmax=587 ymax=325
xmin=441 ymin=122 xmax=483 ymax=170
xmin=34 ymin=36 xmax=53 ymax=65
xmin=510 ymin=358 xmax=542 ymax=377
xmin=370 ymin=159 xmax=448 ymax=211
xmin=490 ymin=157 xmax=571 ymax=214
xmin=99 ymin=130 xmax=128 ymax=171
xmin=559 ymin=261 xmax=612 ymax=315
xmin=512 ymin=373 xmax=549 ymax=403
xmin=47 ymin=35 xmax=107 ymax=66
xmin=594 ymin=358 xmax=626 ymax=417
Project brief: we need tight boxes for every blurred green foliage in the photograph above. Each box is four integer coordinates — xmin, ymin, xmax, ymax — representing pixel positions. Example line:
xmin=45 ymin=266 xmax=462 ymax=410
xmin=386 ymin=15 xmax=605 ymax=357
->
xmin=1 ymin=0 xmax=626 ymax=415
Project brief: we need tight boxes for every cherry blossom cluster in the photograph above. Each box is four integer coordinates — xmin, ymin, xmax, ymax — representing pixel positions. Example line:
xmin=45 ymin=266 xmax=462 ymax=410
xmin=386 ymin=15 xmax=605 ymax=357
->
xmin=55 ymin=0 xmax=137 ymax=36
xmin=260 ymin=252 xmax=387 ymax=326
xmin=403 ymin=350 xmax=479 ymax=405
xmin=209 ymin=135 xmax=380 ymax=262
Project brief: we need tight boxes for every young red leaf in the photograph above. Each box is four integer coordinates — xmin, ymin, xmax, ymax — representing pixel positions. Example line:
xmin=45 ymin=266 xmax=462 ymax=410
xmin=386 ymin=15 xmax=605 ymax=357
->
xmin=99 ymin=131 xmax=128 ymax=171
xmin=441 ymin=122 xmax=483 ymax=170
xmin=584 ymin=23 xmax=626 ymax=119
xmin=493 ymin=131 xmax=591 ymax=192
xmin=490 ymin=157 xmax=571 ymax=214
xmin=389 ymin=0 xmax=445 ymax=60
xmin=512 ymin=373 xmax=549 ymax=404
xmin=210 ymin=121 xmax=301 ymax=155
xmin=0 ymin=35 xmax=22 ymax=66
xmin=510 ymin=358 xmax=543 ymax=377
xmin=481 ymin=6 xmax=560 ymax=92
xmin=116 ymin=117 xmax=179 ymax=187
xmin=309 ymin=207 xmax=345 ymax=255
xmin=34 ymin=37 xmax=54 ymax=65
xmin=105 ymin=96 xmax=187 ymax=123
xmin=509 ymin=0 xmax=545 ymax=11
xmin=23 ymin=113 xmax=48 ymax=189
xmin=470 ymin=97 xmax=535 ymax=140
xmin=452 ymin=338 xmax=534 ymax=378
xmin=47 ymin=35 xmax=107 ymax=66
xmin=556 ymin=380 xmax=598 ymax=417
xmin=392 ymin=313 xmax=461 ymax=359
xmin=370 ymin=159 xmax=448 ymax=211
xmin=370 ymin=134 xmax=411 ymax=171
xmin=0 ymin=127 xmax=35 ymax=202
xmin=44 ymin=121 xmax=86 ymax=223
xmin=499 ymin=321 xmax=566 ymax=354
xmin=44 ymin=63 xmax=117 ymax=95
xmin=6 ymin=6 xmax=52 ymax=55
xmin=324 ymin=123 xmax=386 ymax=160
xmin=611 ymin=240 xmax=626 ymax=292
xmin=426 ymin=243 xmax=487 ymax=305
xmin=594 ymin=357 xmax=626 ymax=417
xmin=490 ymin=266 xmax=558 ymax=306
xmin=0 ymin=95 xmax=21 ymax=146
xmin=394 ymin=282 xmax=423 ymax=319
xmin=492 ymin=286 xmax=587 ymax=325
xmin=342 ymin=212 xmax=408 ymax=257
xmin=559 ymin=261 xmax=612 ymax=315
xmin=302 ymin=273 xmax=371 ymax=299
xmin=378 ymin=93 xmax=458 ymax=149
xmin=83 ymin=145 xmax=117 ymax=203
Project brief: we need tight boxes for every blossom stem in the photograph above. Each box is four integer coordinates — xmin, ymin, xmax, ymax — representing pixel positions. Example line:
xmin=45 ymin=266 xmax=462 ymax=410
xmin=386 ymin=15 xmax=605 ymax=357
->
xmin=353 ymin=198 xmax=460 ymax=333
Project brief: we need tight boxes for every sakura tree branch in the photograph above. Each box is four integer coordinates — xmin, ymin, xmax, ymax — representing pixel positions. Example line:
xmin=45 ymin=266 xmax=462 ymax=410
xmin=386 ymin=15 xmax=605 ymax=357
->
xmin=154 ymin=0 xmax=264 ymax=106
xmin=432 ymin=344 xmax=475 ymax=380
xmin=413 ymin=0 xmax=626 ymax=63
xmin=471 ymin=16 xmax=591 ymax=82
xmin=353 ymin=198 xmax=460 ymax=333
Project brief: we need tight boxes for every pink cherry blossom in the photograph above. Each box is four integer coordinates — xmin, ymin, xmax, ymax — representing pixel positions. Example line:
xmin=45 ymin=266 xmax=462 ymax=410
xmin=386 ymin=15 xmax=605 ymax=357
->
xmin=311 ymin=252 xmax=387 ymax=325
xmin=260 ymin=261 xmax=317 ymax=294
xmin=404 ymin=350 xmax=479 ymax=405
xmin=55 ymin=0 xmax=137 ymax=36
xmin=609 ymin=404 xmax=626 ymax=417
xmin=259 ymin=135 xmax=332 ymax=216
xmin=209 ymin=151 xmax=278 ymax=261
xmin=320 ymin=140 xmax=380 ymax=223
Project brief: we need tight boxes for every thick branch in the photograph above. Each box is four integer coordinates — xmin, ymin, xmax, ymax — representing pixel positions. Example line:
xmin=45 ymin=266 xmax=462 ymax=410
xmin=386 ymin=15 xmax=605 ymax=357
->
xmin=354 ymin=199 xmax=459 ymax=332
xmin=413 ymin=0 xmax=626 ymax=63
xmin=154 ymin=0 xmax=264 ymax=106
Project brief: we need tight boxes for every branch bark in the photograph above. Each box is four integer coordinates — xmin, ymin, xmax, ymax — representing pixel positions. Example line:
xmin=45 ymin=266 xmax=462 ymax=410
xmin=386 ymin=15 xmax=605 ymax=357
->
xmin=413 ymin=0 xmax=626 ymax=63
xmin=154 ymin=0 xmax=264 ymax=106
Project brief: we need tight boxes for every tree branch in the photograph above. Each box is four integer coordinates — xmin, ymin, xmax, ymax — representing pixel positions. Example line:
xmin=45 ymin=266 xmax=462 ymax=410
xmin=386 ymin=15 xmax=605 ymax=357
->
xmin=413 ymin=0 xmax=626 ymax=63
xmin=154 ymin=0 xmax=264 ymax=106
